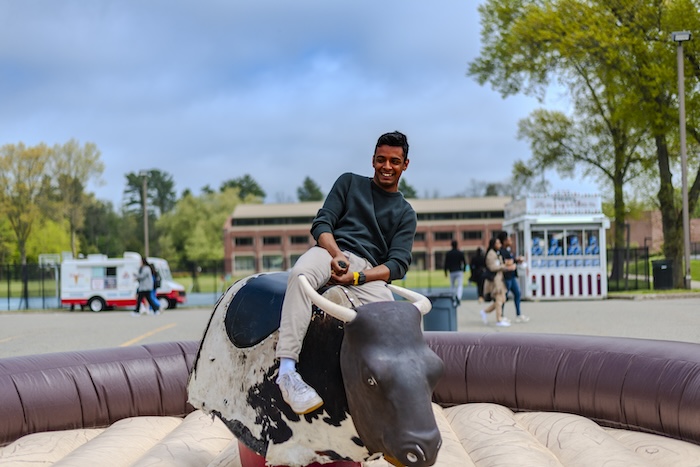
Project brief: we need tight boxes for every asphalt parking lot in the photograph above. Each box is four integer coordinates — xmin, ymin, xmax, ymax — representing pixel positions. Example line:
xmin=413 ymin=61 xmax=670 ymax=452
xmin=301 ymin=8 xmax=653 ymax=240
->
xmin=1 ymin=294 xmax=699 ymax=358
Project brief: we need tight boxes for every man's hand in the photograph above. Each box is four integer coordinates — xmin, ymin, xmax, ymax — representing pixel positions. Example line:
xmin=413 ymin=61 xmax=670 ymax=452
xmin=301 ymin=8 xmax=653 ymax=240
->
xmin=331 ymin=255 xmax=349 ymax=275
xmin=330 ymin=270 xmax=354 ymax=286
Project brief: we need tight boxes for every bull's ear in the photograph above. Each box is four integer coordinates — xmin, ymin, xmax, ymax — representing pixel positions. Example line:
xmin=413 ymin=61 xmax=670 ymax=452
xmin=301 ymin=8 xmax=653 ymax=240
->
xmin=386 ymin=284 xmax=431 ymax=315
xmin=298 ymin=275 xmax=357 ymax=322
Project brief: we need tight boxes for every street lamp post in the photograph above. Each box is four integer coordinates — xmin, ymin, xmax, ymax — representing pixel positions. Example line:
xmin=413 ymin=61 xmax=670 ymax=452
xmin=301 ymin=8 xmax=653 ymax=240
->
xmin=139 ymin=170 xmax=149 ymax=258
xmin=672 ymin=31 xmax=692 ymax=289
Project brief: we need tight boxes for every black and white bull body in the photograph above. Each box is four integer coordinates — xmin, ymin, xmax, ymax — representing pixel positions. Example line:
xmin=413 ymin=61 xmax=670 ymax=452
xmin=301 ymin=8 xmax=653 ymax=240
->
xmin=187 ymin=272 xmax=444 ymax=467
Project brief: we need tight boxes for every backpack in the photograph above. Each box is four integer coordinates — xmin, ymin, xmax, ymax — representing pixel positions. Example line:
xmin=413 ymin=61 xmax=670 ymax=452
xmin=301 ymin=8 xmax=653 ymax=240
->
xmin=154 ymin=271 xmax=161 ymax=289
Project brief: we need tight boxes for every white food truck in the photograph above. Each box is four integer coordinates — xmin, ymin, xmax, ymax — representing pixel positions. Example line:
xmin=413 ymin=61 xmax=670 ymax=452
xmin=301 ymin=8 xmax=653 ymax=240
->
xmin=60 ymin=252 xmax=187 ymax=312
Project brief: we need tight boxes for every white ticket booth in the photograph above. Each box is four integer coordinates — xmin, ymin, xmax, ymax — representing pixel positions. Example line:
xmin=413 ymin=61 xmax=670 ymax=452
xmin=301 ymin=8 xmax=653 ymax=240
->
xmin=503 ymin=193 xmax=610 ymax=300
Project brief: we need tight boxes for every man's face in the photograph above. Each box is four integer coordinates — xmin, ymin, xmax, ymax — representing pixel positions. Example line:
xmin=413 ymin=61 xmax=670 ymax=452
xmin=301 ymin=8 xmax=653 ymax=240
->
xmin=372 ymin=145 xmax=408 ymax=192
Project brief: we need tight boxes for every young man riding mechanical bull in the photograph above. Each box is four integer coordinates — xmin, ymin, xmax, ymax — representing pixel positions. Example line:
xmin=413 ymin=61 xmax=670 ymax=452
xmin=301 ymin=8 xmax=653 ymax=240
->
xmin=275 ymin=131 xmax=417 ymax=415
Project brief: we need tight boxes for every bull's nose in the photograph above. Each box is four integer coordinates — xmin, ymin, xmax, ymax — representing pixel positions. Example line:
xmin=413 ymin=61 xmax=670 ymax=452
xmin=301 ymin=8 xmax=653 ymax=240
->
xmin=396 ymin=435 xmax=441 ymax=467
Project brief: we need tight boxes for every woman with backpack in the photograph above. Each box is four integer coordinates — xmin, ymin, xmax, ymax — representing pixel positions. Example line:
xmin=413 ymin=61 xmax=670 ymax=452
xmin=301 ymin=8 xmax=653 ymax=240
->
xmin=478 ymin=237 xmax=516 ymax=327
xmin=132 ymin=255 xmax=161 ymax=316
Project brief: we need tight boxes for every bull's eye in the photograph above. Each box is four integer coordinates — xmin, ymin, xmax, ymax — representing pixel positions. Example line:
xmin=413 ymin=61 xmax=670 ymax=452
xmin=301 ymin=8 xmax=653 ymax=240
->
xmin=367 ymin=376 xmax=377 ymax=386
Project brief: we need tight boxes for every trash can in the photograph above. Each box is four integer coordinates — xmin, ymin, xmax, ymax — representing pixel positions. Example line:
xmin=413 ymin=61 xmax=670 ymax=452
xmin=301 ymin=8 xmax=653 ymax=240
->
xmin=422 ymin=293 xmax=458 ymax=331
xmin=652 ymin=259 xmax=674 ymax=290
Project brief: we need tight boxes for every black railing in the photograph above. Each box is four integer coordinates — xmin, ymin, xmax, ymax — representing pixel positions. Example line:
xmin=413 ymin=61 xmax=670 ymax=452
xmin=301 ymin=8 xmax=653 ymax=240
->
xmin=605 ymin=247 xmax=651 ymax=292
xmin=0 ymin=263 xmax=61 ymax=311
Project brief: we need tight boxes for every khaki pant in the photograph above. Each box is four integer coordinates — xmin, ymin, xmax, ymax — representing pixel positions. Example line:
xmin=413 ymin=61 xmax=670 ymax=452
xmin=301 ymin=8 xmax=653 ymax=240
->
xmin=275 ymin=246 xmax=394 ymax=361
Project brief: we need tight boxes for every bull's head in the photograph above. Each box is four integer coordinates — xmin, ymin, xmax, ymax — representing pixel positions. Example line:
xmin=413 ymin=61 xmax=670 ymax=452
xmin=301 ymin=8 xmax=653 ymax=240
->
xmin=298 ymin=276 xmax=444 ymax=467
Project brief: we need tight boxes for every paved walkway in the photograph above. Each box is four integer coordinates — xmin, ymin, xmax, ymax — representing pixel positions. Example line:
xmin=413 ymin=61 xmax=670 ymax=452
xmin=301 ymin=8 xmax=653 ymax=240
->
xmin=452 ymin=293 xmax=700 ymax=344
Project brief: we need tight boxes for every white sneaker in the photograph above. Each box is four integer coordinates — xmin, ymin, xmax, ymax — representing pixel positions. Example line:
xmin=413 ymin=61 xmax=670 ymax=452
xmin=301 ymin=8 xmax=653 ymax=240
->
xmin=130 ymin=312 xmax=140 ymax=317
xmin=515 ymin=315 xmax=530 ymax=323
xmin=277 ymin=371 xmax=324 ymax=414
xmin=479 ymin=310 xmax=488 ymax=325
xmin=496 ymin=320 xmax=511 ymax=327
xmin=501 ymin=317 xmax=511 ymax=323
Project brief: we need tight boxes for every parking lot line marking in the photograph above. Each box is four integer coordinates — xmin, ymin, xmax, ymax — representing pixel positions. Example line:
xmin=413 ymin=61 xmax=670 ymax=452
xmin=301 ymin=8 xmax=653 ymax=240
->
xmin=120 ymin=323 xmax=177 ymax=347
xmin=0 ymin=336 xmax=20 ymax=344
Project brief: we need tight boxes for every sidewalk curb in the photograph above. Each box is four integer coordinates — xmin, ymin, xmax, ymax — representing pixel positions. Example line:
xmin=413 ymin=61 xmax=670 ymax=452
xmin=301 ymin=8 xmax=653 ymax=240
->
xmin=607 ymin=293 xmax=700 ymax=300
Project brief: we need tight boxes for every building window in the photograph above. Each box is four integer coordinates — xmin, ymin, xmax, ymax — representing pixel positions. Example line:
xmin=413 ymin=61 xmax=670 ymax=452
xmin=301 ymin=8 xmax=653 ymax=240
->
xmin=290 ymin=235 xmax=309 ymax=245
xmin=263 ymin=236 xmax=281 ymax=245
xmin=290 ymin=254 xmax=303 ymax=267
xmin=235 ymin=237 xmax=254 ymax=246
xmin=91 ymin=266 xmax=117 ymax=290
xmin=414 ymin=232 xmax=426 ymax=242
xmin=234 ymin=256 xmax=255 ymax=271
xmin=462 ymin=230 xmax=482 ymax=240
xmin=262 ymin=255 xmax=283 ymax=271
xmin=433 ymin=231 xmax=453 ymax=241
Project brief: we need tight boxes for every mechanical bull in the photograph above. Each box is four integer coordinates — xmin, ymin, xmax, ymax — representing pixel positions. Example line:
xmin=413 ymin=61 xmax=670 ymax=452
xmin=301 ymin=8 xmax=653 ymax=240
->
xmin=187 ymin=271 xmax=444 ymax=467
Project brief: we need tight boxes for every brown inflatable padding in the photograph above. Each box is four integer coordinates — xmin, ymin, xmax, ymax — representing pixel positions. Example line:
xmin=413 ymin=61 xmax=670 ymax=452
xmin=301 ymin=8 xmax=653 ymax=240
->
xmin=424 ymin=331 xmax=700 ymax=445
xmin=0 ymin=341 xmax=199 ymax=446
xmin=2 ymin=333 xmax=700 ymax=449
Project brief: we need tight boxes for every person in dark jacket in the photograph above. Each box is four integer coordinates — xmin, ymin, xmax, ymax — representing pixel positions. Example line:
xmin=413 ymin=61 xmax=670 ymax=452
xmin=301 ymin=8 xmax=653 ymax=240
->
xmin=444 ymin=240 xmax=466 ymax=303
xmin=469 ymin=246 xmax=486 ymax=303
xmin=274 ymin=131 xmax=416 ymax=415
xmin=498 ymin=231 xmax=529 ymax=323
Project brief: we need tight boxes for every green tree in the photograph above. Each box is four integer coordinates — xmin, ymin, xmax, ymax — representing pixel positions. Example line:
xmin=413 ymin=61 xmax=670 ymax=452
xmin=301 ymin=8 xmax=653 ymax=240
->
xmin=0 ymin=216 xmax=14 ymax=264
xmin=148 ymin=170 xmax=177 ymax=216
xmin=157 ymin=188 xmax=243 ymax=291
xmin=50 ymin=139 xmax=104 ymax=257
xmin=399 ymin=179 xmax=418 ymax=198
xmin=469 ymin=0 xmax=700 ymax=286
xmin=123 ymin=169 xmax=176 ymax=216
xmin=78 ymin=197 xmax=129 ymax=256
xmin=0 ymin=142 xmax=52 ymax=265
xmin=0 ymin=142 xmax=53 ymax=308
xmin=297 ymin=176 xmax=324 ymax=201
xmin=25 ymin=218 xmax=72 ymax=262
xmin=219 ymin=174 xmax=266 ymax=200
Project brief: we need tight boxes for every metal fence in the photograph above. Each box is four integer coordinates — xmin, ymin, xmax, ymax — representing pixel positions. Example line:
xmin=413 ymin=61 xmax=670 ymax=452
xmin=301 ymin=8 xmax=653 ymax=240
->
xmin=0 ymin=247 xmax=673 ymax=311
xmin=0 ymin=263 xmax=61 ymax=311
xmin=605 ymin=247 xmax=651 ymax=292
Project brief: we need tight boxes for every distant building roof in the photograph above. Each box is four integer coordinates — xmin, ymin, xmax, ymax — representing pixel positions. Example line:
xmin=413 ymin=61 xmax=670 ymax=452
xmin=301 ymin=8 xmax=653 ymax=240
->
xmin=231 ymin=196 xmax=511 ymax=225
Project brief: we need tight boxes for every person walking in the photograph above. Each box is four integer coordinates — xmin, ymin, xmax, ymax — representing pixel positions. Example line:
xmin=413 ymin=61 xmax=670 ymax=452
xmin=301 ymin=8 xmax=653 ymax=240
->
xmin=498 ymin=231 xmax=529 ymax=323
xmin=469 ymin=246 xmax=486 ymax=302
xmin=132 ymin=255 xmax=160 ymax=317
xmin=444 ymin=240 xmax=466 ymax=303
xmin=148 ymin=262 xmax=161 ymax=313
xmin=275 ymin=131 xmax=416 ymax=415
xmin=479 ymin=237 xmax=516 ymax=327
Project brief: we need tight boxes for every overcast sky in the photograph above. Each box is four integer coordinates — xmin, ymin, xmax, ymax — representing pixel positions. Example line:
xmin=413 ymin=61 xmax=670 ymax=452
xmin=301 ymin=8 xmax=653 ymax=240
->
xmin=0 ymin=1 xmax=597 ymax=207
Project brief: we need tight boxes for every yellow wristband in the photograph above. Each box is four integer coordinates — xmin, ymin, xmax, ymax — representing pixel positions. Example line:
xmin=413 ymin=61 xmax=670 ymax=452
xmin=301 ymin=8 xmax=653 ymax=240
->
xmin=353 ymin=271 xmax=360 ymax=286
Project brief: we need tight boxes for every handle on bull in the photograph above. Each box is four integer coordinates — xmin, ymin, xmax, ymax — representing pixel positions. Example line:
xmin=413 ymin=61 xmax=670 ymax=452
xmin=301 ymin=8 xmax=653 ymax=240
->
xmin=298 ymin=274 xmax=357 ymax=322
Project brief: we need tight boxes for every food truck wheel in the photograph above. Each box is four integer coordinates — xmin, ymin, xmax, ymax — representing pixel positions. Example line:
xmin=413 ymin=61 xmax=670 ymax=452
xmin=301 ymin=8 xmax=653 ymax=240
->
xmin=88 ymin=297 xmax=106 ymax=312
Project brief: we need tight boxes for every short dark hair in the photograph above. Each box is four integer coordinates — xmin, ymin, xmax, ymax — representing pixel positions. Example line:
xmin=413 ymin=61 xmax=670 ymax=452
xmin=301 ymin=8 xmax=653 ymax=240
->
xmin=376 ymin=131 xmax=409 ymax=160
xmin=497 ymin=231 xmax=509 ymax=243
xmin=451 ymin=240 xmax=458 ymax=249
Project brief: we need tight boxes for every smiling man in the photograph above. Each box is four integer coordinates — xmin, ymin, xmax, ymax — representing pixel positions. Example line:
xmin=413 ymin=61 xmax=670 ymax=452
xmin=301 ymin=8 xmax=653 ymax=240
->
xmin=275 ymin=131 xmax=417 ymax=414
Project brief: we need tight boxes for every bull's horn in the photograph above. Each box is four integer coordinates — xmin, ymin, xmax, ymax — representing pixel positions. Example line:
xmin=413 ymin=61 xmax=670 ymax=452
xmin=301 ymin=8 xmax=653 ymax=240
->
xmin=298 ymin=275 xmax=357 ymax=322
xmin=386 ymin=284 xmax=432 ymax=315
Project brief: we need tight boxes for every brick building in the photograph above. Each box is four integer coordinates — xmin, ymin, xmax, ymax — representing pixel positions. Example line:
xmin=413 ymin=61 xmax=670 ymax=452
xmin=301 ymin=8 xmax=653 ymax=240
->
xmin=223 ymin=197 xmax=511 ymax=275
xmin=616 ymin=210 xmax=700 ymax=253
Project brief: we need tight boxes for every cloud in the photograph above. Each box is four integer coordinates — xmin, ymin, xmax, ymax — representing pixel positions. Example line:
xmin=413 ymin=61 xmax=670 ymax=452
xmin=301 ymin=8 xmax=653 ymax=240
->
xmin=0 ymin=0 xmax=597 ymax=206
